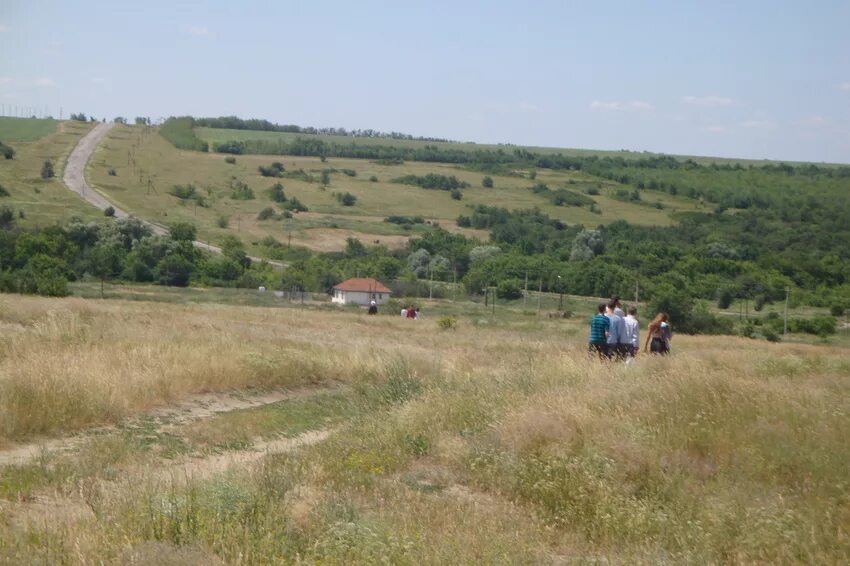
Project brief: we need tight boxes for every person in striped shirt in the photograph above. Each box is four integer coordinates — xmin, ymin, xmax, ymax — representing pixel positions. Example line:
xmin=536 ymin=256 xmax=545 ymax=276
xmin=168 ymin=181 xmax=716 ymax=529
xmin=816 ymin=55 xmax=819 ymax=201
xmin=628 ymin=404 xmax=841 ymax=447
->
xmin=588 ymin=303 xmax=610 ymax=359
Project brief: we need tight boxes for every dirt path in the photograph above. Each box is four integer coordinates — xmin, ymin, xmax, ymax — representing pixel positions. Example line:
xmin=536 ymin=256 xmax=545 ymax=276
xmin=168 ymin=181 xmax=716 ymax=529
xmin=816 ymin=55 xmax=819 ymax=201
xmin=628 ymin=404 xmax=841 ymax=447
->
xmin=0 ymin=384 xmax=340 ymax=467
xmin=61 ymin=122 xmax=283 ymax=267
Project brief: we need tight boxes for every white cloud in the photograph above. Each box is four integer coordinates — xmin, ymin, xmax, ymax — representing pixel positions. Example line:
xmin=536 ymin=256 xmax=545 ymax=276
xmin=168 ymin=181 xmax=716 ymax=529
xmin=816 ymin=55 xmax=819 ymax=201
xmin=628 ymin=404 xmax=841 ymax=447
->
xmin=590 ymin=100 xmax=654 ymax=112
xmin=186 ymin=25 xmax=209 ymax=36
xmin=0 ymin=24 xmax=10 ymax=32
xmin=683 ymin=95 xmax=734 ymax=107
xmin=0 ymin=77 xmax=55 ymax=88
xmin=801 ymin=115 xmax=826 ymax=126
xmin=839 ymin=82 xmax=850 ymax=92
xmin=741 ymin=119 xmax=775 ymax=129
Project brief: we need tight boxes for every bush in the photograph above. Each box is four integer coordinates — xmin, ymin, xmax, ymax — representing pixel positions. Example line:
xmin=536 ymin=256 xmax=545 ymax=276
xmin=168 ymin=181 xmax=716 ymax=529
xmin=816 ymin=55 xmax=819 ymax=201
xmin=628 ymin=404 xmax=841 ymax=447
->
xmin=450 ymin=189 xmax=462 ymax=200
xmin=216 ymin=141 xmax=244 ymax=154
xmin=104 ymin=206 xmax=115 ymax=217
xmin=341 ymin=168 xmax=356 ymax=177
xmin=830 ymin=304 xmax=847 ymax=317
xmin=258 ymin=162 xmax=285 ymax=177
xmin=482 ymin=176 xmax=494 ymax=188
xmin=230 ymin=181 xmax=255 ymax=200
xmin=224 ymin=156 xmax=237 ymax=164
xmin=0 ymin=205 xmax=15 ymax=229
xmin=496 ymin=278 xmax=523 ymax=300
xmin=281 ymin=197 xmax=307 ymax=212
xmin=267 ymin=183 xmax=286 ymax=203
xmin=717 ymin=287 xmax=734 ymax=309
xmin=170 ymin=222 xmax=197 ymax=242
xmin=370 ymin=175 xmax=379 ymax=182
xmin=437 ymin=316 xmax=457 ymax=330
xmin=762 ymin=327 xmax=781 ymax=342
xmin=2 ymin=145 xmax=14 ymax=159
xmin=41 ymin=160 xmax=55 ymax=179
xmin=0 ymin=184 xmax=9 ymax=197
xmin=107 ymin=168 xmax=117 ymax=176
xmin=257 ymin=207 xmax=276 ymax=220
xmin=337 ymin=192 xmax=357 ymax=206
xmin=217 ymin=215 xmax=229 ymax=228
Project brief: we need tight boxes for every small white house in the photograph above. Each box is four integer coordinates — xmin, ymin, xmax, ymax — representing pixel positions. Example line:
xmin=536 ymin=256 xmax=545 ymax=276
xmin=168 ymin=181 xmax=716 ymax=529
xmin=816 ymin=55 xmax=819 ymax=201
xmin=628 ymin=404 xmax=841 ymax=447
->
xmin=331 ymin=277 xmax=392 ymax=306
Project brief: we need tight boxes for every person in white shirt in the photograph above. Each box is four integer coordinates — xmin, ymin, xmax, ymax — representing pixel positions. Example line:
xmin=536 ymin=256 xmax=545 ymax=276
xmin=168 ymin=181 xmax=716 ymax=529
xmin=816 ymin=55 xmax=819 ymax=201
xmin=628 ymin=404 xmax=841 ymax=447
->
xmin=623 ymin=306 xmax=640 ymax=359
xmin=605 ymin=302 xmax=626 ymax=360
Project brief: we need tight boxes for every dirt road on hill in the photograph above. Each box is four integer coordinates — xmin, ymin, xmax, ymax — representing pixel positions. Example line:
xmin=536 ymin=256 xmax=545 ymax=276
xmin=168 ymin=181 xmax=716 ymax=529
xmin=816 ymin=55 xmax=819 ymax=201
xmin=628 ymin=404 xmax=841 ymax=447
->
xmin=62 ymin=122 xmax=283 ymax=266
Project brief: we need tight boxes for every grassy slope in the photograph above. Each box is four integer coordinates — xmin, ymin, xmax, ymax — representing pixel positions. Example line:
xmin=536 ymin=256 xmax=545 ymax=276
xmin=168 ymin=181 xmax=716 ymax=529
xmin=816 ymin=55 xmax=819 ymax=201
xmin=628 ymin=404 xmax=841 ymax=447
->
xmin=87 ymin=125 xmax=699 ymax=255
xmin=0 ymin=117 xmax=59 ymax=142
xmin=0 ymin=294 xmax=848 ymax=562
xmin=0 ymin=119 xmax=103 ymax=227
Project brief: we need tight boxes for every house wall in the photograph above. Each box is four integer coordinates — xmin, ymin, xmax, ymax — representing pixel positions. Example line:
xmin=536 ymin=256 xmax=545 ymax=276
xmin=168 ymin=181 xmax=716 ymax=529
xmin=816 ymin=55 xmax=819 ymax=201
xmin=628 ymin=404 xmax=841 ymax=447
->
xmin=331 ymin=290 xmax=390 ymax=305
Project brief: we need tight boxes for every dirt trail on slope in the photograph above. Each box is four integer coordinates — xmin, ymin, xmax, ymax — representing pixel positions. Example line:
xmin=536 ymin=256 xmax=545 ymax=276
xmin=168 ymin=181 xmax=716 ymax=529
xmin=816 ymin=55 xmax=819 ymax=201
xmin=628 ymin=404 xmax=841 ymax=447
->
xmin=61 ymin=122 xmax=283 ymax=266
xmin=0 ymin=385 xmax=340 ymax=467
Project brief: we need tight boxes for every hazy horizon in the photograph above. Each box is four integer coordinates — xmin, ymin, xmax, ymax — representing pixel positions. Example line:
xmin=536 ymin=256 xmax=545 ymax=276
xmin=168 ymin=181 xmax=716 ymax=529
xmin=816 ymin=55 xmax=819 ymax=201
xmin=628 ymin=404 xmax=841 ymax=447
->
xmin=1 ymin=0 xmax=849 ymax=164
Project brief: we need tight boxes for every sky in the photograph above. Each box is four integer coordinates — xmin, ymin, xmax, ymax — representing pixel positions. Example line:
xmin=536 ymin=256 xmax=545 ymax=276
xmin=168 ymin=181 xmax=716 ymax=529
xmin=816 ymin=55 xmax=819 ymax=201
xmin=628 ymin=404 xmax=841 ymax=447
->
xmin=1 ymin=0 xmax=849 ymax=163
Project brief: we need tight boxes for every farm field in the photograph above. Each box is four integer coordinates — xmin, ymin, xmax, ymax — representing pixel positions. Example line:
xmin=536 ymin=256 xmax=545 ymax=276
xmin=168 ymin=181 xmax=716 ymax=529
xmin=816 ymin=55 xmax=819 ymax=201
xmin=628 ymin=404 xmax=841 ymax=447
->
xmin=0 ymin=118 xmax=103 ymax=227
xmin=1 ymin=293 xmax=848 ymax=563
xmin=86 ymin=125 xmax=700 ymax=256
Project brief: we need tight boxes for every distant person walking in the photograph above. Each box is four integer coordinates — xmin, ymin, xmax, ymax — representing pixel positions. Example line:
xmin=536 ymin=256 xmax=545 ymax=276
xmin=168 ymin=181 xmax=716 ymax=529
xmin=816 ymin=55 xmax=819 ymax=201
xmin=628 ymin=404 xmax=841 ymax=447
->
xmin=623 ymin=306 xmax=640 ymax=359
xmin=368 ymin=299 xmax=378 ymax=315
xmin=644 ymin=313 xmax=672 ymax=355
xmin=588 ymin=303 xmax=610 ymax=359
xmin=606 ymin=301 xmax=626 ymax=360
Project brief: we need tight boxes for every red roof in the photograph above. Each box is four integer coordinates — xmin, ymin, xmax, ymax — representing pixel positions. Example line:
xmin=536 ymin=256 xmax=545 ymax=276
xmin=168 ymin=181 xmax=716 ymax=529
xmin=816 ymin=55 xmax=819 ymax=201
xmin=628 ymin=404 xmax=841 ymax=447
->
xmin=333 ymin=277 xmax=392 ymax=293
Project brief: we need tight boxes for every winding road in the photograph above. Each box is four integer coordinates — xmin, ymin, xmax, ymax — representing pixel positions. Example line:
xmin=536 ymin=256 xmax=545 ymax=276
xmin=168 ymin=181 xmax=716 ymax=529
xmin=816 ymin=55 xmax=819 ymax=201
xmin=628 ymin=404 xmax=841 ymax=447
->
xmin=62 ymin=123 xmax=283 ymax=266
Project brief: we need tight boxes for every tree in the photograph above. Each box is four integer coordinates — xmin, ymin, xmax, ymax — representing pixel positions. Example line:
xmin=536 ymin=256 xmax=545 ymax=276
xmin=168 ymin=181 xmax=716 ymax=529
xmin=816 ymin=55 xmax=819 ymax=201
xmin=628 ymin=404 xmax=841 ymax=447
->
xmin=0 ymin=206 xmax=16 ymax=229
xmin=41 ymin=160 xmax=55 ymax=180
xmin=156 ymin=254 xmax=194 ymax=286
xmin=104 ymin=206 xmax=115 ymax=217
xmin=2 ymin=145 xmax=14 ymax=160
xmin=113 ymin=117 xmax=127 ymax=124
xmin=337 ymin=192 xmax=357 ymax=206
xmin=407 ymin=248 xmax=431 ymax=278
xmin=345 ymin=237 xmax=366 ymax=257
xmin=469 ymin=245 xmax=501 ymax=263
xmin=496 ymin=278 xmax=522 ymax=300
xmin=450 ymin=189 xmax=462 ymax=200
xmin=569 ymin=229 xmax=603 ymax=261
xmin=482 ymin=176 xmax=494 ymax=188
xmin=267 ymin=183 xmax=286 ymax=203
xmin=89 ymin=241 xmax=124 ymax=297
xmin=169 ymin=222 xmax=197 ymax=242
xmin=321 ymin=170 xmax=331 ymax=185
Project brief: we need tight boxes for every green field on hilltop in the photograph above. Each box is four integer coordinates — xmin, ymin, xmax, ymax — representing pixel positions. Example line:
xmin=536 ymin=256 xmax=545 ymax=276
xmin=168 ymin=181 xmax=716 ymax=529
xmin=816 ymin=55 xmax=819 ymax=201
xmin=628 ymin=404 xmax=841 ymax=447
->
xmin=87 ymin=125 xmax=697 ymax=256
xmin=0 ymin=119 xmax=103 ymax=227
xmin=0 ymin=117 xmax=59 ymax=142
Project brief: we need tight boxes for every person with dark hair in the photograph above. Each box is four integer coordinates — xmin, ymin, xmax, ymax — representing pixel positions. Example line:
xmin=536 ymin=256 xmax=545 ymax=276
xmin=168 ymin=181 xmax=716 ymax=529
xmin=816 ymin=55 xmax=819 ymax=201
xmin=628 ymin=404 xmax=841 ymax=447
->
xmin=644 ymin=312 xmax=672 ymax=355
xmin=606 ymin=301 xmax=626 ymax=360
xmin=588 ymin=303 xmax=610 ymax=359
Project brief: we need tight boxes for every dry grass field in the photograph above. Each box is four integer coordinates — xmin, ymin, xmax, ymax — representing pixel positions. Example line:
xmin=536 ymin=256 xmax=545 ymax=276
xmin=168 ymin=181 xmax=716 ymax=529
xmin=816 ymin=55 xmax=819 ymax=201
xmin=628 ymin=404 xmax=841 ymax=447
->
xmin=1 ymin=293 xmax=848 ymax=563
xmin=84 ymin=125 xmax=699 ymax=256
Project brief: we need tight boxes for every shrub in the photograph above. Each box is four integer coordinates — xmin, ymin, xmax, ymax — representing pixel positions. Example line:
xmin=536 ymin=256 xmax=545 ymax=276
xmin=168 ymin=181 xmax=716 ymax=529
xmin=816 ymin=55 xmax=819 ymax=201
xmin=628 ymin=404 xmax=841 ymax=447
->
xmin=224 ymin=156 xmax=237 ymax=164
xmin=2 ymin=145 xmax=14 ymax=159
xmin=0 ymin=184 xmax=9 ymax=197
xmin=169 ymin=184 xmax=197 ymax=200
xmin=41 ymin=160 xmax=55 ymax=179
xmin=257 ymin=207 xmax=276 ymax=220
xmin=230 ymin=181 xmax=255 ymax=200
xmin=169 ymin=222 xmax=197 ymax=242
xmin=0 ymin=205 xmax=16 ymax=229
xmin=482 ymin=176 xmax=494 ymax=188
xmin=762 ymin=327 xmax=781 ymax=342
xmin=267 ymin=183 xmax=286 ymax=203
xmin=281 ymin=197 xmax=307 ymax=212
xmin=370 ymin=175 xmax=379 ymax=182
xmin=336 ymin=192 xmax=357 ymax=206
xmin=830 ymin=304 xmax=847 ymax=317
xmin=217 ymin=215 xmax=229 ymax=228
xmin=107 ymin=168 xmax=117 ymax=176
xmin=104 ymin=206 xmax=115 ymax=217
xmin=341 ymin=168 xmax=357 ymax=177
xmin=717 ymin=287 xmax=734 ymax=309
xmin=216 ymin=141 xmax=244 ymax=154
xmin=496 ymin=278 xmax=523 ymax=300
xmin=258 ymin=162 xmax=285 ymax=177
xmin=437 ymin=316 xmax=458 ymax=330
xmin=450 ymin=189 xmax=462 ymax=200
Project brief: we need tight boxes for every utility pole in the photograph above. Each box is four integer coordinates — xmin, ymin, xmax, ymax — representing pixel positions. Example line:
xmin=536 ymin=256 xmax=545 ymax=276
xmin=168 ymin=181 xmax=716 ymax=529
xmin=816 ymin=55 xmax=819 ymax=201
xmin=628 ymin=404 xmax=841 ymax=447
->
xmin=557 ymin=275 xmax=564 ymax=311
xmin=537 ymin=277 xmax=542 ymax=315
xmin=635 ymin=277 xmax=639 ymax=305
xmin=524 ymin=270 xmax=528 ymax=310
xmin=784 ymin=286 xmax=789 ymax=335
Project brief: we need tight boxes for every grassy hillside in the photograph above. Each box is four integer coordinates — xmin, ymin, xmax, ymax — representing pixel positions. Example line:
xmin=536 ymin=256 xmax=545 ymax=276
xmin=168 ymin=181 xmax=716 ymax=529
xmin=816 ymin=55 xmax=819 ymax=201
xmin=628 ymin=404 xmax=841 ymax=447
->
xmin=0 ymin=117 xmax=59 ymax=142
xmin=0 ymin=119 xmax=102 ymax=227
xmin=87 ymin=125 xmax=698 ymax=256
xmin=1 ymin=294 xmax=848 ymax=562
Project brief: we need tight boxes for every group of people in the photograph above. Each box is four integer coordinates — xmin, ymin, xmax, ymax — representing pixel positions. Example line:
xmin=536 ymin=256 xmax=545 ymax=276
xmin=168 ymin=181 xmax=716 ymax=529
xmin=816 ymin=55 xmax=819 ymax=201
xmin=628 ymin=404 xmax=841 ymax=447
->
xmin=401 ymin=305 xmax=420 ymax=319
xmin=588 ymin=296 xmax=672 ymax=360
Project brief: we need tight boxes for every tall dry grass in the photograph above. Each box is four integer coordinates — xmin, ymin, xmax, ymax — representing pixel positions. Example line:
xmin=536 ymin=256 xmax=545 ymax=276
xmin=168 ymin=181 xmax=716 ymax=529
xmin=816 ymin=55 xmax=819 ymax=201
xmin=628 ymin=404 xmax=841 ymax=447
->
xmin=1 ymin=294 xmax=849 ymax=562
